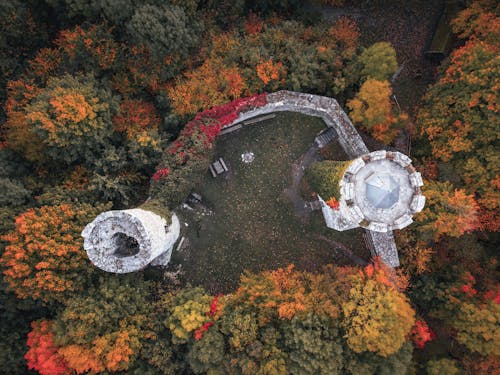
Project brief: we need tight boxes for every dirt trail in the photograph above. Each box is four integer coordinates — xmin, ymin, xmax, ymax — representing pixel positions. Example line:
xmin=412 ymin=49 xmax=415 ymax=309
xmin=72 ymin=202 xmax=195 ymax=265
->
xmin=283 ymin=143 xmax=322 ymax=216
xmin=284 ymin=143 xmax=369 ymax=266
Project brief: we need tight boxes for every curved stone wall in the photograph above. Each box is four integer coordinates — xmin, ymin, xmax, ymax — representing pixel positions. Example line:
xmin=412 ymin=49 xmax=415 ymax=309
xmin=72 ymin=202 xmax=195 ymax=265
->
xmin=83 ymin=91 xmax=415 ymax=270
xmin=221 ymin=91 xmax=403 ymax=267
xmin=224 ymin=91 xmax=369 ymax=159
xmin=81 ymin=209 xmax=180 ymax=273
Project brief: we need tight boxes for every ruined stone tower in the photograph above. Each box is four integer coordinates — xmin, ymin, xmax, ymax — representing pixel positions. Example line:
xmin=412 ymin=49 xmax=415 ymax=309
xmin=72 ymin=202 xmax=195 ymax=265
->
xmin=82 ymin=206 xmax=180 ymax=273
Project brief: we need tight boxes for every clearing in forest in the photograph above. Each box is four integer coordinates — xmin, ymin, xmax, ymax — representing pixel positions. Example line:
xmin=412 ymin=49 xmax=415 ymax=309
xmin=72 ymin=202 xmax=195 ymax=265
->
xmin=170 ymin=111 xmax=369 ymax=293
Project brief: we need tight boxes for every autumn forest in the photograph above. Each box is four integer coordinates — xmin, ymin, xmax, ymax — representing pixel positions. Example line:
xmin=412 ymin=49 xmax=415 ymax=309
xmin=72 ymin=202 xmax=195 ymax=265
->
xmin=0 ymin=0 xmax=498 ymax=374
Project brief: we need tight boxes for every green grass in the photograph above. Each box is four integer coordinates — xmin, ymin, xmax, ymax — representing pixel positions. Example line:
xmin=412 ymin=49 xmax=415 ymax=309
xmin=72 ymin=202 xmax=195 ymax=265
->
xmin=170 ymin=112 xmax=368 ymax=293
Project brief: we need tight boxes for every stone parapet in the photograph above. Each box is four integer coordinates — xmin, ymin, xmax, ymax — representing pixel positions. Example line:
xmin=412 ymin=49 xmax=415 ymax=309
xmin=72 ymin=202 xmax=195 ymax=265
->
xmin=226 ymin=91 xmax=369 ymax=158
xmin=318 ymin=195 xmax=359 ymax=231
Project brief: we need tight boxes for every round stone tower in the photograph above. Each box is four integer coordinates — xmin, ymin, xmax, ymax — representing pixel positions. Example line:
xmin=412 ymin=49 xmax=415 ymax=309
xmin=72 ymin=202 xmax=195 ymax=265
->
xmin=81 ymin=206 xmax=180 ymax=273
xmin=317 ymin=150 xmax=425 ymax=233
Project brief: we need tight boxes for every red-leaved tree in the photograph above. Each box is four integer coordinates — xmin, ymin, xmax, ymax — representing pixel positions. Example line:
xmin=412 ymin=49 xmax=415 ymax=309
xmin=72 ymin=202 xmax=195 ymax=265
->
xmin=25 ymin=320 xmax=69 ymax=375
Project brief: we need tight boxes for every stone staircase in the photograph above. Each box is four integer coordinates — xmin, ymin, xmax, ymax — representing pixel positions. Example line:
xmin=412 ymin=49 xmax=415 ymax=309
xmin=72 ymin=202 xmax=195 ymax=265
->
xmin=314 ymin=127 xmax=338 ymax=148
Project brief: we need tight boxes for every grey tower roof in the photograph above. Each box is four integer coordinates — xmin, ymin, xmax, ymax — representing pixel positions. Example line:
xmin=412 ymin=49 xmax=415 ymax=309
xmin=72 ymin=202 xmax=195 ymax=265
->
xmin=365 ymin=174 xmax=400 ymax=209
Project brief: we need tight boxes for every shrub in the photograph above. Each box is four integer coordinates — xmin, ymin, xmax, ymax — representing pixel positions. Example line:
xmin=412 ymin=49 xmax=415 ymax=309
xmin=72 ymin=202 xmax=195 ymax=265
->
xmin=306 ymin=160 xmax=350 ymax=201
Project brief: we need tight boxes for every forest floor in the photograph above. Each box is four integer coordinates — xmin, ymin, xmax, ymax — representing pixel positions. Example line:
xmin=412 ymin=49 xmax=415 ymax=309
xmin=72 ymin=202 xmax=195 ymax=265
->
xmin=312 ymin=0 xmax=444 ymax=115
xmin=170 ymin=112 xmax=368 ymax=293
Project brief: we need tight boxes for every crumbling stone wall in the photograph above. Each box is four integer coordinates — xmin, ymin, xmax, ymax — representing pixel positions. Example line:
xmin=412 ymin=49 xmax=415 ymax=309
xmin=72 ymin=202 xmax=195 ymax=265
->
xmin=224 ymin=91 xmax=406 ymax=267
xmin=227 ymin=91 xmax=369 ymax=158
xmin=83 ymin=91 xmax=418 ymax=271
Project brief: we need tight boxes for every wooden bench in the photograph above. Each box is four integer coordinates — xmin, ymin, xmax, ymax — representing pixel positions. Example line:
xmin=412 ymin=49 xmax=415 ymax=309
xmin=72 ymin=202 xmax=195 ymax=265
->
xmin=220 ymin=114 xmax=276 ymax=136
xmin=209 ymin=157 xmax=229 ymax=177
xmin=243 ymin=113 xmax=276 ymax=125
xmin=424 ymin=1 xmax=461 ymax=61
xmin=219 ymin=123 xmax=243 ymax=135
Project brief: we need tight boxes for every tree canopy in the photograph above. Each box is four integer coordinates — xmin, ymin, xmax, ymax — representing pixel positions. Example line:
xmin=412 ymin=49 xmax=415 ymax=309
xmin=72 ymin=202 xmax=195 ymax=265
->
xmin=0 ymin=1 xmax=498 ymax=374
xmin=359 ymin=42 xmax=398 ymax=81
xmin=0 ymin=203 xmax=108 ymax=303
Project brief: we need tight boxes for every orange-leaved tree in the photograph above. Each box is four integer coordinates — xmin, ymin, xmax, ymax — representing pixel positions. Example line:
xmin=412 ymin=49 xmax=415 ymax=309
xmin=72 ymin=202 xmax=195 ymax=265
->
xmin=0 ymin=203 xmax=108 ymax=303
xmin=23 ymin=74 xmax=118 ymax=165
xmin=329 ymin=17 xmax=360 ymax=58
xmin=347 ymin=79 xmax=407 ymax=144
xmin=167 ymin=58 xmax=246 ymax=116
xmin=348 ymin=78 xmax=392 ymax=127
xmin=55 ymin=25 xmax=118 ymax=72
xmin=451 ymin=0 xmax=499 ymax=45
xmin=112 ymin=99 xmax=161 ymax=146
xmin=396 ymin=230 xmax=435 ymax=275
xmin=415 ymin=180 xmax=481 ymax=240
xmin=418 ymin=4 xmax=499 ymax=231
xmin=25 ymin=24 xmax=119 ymax=85
xmin=52 ymin=275 xmax=153 ymax=373
xmin=57 ymin=330 xmax=140 ymax=373
xmin=229 ymin=264 xmax=340 ymax=325
xmin=256 ymin=59 xmax=287 ymax=91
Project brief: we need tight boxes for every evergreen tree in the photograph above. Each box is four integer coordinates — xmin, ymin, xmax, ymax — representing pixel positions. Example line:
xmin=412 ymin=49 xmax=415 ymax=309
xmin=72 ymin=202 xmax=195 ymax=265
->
xmin=127 ymin=4 xmax=201 ymax=61
xmin=283 ymin=314 xmax=344 ymax=374
xmin=306 ymin=160 xmax=351 ymax=201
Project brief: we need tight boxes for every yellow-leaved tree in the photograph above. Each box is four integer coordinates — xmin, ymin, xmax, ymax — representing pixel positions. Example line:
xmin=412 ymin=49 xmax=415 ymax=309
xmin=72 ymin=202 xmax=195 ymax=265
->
xmin=347 ymin=79 xmax=407 ymax=144
xmin=341 ymin=261 xmax=415 ymax=357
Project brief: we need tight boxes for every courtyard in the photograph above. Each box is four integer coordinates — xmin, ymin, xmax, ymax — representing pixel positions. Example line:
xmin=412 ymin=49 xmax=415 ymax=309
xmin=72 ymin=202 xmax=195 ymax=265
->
xmin=170 ymin=112 xmax=369 ymax=293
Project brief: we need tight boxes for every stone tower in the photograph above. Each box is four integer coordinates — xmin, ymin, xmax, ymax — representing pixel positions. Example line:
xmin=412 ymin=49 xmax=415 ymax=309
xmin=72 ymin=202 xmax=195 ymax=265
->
xmin=317 ymin=150 xmax=425 ymax=233
xmin=82 ymin=206 xmax=180 ymax=273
